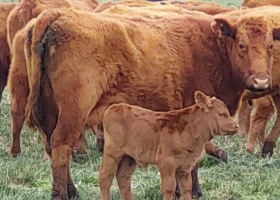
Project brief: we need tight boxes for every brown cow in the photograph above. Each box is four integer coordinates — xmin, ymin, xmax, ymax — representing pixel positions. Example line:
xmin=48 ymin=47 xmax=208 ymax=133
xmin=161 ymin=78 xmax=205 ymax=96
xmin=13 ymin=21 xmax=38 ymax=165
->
xmin=94 ymin=0 xmax=237 ymax=15
xmin=0 ymin=3 xmax=17 ymax=101
xmin=7 ymin=0 xmax=98 ymax=158
xmin=233 ymin=5 xmax=280 ymax=156
xmin=242 ymin=0 xmax=280 ymax=7
xmin=22 ymin=6 xmax=278 ymax=199
xmin=99 ymin=91 xmax=239 ymax=200
xmin=7 ymin=4 xmax=231 ymax=199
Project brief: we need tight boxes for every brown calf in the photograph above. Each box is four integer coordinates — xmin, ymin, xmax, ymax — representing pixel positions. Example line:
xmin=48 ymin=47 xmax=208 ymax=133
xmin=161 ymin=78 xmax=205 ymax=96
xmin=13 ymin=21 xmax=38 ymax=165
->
xmin=99 ymin=91 xmax=238 ymax=200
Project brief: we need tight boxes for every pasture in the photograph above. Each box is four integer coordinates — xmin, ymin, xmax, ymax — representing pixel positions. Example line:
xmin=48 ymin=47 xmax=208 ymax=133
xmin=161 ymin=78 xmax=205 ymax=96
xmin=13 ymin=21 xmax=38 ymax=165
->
xmin=1 ymin=0 xmax=280 ymax=199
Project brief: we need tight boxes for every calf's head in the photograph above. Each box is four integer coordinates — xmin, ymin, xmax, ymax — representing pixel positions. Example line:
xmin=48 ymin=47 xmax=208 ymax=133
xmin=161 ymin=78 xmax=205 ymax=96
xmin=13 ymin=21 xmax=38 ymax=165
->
xmin=211 ymin=13 xmax=280 ymax=92
xmin=194 ymin=91 xmax=239 ymax=136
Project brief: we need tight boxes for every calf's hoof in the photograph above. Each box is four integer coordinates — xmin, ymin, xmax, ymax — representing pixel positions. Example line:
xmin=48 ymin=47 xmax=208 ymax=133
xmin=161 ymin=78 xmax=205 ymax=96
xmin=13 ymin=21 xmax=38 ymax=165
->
xmin=262 ymin=141 xmax=276 ymax=158
xmin=218 ymin=150 xmax=228 ymax=163
xmin=10 ymin=147 xmax=21 ymax=157
xmin=96 ymin=138 xmax=104 ymax=153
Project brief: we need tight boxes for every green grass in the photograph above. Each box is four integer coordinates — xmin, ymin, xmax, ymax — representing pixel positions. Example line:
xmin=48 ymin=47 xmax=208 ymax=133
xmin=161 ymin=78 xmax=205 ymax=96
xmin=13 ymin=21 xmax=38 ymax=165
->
xmin=1 ymin=0 xmax=280 ymax=199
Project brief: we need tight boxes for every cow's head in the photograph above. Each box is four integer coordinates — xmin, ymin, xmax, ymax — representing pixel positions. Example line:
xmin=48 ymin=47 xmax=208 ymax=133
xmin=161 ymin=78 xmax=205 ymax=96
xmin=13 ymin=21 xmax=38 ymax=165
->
xmin=211 ymin=14 xmax=280 ymax=92
xmin=195 ymin=91 xmax=239 ymax=136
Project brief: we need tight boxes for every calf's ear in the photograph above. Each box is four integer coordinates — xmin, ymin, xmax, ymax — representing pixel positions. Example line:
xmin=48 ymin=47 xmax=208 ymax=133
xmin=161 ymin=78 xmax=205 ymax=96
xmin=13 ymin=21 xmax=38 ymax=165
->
xmin=273 ymin=27 xmax=280 ymax=40
xmin=211 ymin=17 xmax=237 ymax=40
xmin=194 ymin=91 xmax=212 ymax=110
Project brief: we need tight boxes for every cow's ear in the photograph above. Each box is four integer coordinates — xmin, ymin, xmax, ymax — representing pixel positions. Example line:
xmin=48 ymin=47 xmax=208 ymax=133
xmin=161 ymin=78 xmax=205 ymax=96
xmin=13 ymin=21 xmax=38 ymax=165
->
xmin=194 ymin=91 xmax=212 ymax=111
xmin=211 ymin=17 xmax=237 ymax=39
xmin=273 ymin=27 xmax=280 ymax=40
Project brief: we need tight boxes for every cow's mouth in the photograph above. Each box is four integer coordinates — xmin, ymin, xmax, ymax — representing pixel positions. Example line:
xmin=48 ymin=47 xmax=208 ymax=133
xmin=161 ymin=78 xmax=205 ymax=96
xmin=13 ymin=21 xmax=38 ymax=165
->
xmin=245 ymin=86 xmax=269 ymax=93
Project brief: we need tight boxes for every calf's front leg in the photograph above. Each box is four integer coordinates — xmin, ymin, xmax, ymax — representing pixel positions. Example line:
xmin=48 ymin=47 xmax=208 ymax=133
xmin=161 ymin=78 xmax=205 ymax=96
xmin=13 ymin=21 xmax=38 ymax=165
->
xmin=176 ymin=169 xmax=192 ymax=200
xmin=159 ymin=163 xmax=177 ymax=200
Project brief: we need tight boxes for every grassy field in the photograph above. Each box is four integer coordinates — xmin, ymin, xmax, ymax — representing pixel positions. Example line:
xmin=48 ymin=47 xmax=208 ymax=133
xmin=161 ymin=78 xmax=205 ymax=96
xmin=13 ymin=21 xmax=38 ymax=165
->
xmin=1 ymin=0 xmax=280 ymax=199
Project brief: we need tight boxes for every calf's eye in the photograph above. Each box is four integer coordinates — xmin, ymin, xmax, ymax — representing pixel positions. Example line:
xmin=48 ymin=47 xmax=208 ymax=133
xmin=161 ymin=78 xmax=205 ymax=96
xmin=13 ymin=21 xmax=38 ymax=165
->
xmin=269 ymin=44 xmax=273 ymax=49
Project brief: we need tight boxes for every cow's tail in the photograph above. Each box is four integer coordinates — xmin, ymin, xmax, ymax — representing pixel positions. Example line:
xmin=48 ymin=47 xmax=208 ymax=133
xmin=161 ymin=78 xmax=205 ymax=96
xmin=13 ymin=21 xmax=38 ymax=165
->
xmin=25 ymin=9 xmax=61 ymax=131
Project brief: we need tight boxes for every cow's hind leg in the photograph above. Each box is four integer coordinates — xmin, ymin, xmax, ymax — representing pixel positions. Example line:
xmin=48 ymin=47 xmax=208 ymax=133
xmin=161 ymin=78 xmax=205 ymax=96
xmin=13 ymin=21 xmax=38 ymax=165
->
xmin=191 ymin=163 xmax=203 ymax=199
xmin=205 ymin=141 xmax=227 ymax=163
xmin=176 ymin=169 xmax=192 ymax=200
xmin=8 ymin=47 xmax=29 ymax=157
xmin=262 ymin=95 xmax=280 ymax=157
xmin=238 ymin=100 xmax=254 ymax=137
xmin=10 ymin=93 xmax=27 ymax=157
xmin=50 ymin=110 xmax=85 ymax=200
xmin=116 ymin=156 xmax=137 ymax=200
xmin=246 ymin=96 xmax=274 ymax=154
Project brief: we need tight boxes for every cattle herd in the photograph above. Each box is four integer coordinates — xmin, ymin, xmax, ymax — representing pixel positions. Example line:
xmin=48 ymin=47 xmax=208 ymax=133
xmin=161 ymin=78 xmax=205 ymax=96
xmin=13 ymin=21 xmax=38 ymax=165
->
xmin=1 ymin=0 xmax=280 ymax=199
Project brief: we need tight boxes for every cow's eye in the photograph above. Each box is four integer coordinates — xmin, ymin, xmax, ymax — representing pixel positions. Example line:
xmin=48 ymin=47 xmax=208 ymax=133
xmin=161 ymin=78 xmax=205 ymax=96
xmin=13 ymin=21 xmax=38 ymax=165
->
xmin=269 ymin=44 xmax=274 ymax=49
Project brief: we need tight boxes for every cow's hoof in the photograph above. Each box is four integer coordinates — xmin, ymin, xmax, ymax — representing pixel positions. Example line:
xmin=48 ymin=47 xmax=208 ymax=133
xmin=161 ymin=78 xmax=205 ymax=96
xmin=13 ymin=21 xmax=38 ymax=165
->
xmin=52 ymin=193 xmax=68 ymax=200
xmin=72 ymin=149 xmax=88 ymax=164
xmin=218 ymin=150 xmax=228 ymax=163
xmin=10 ymin=147 xmax=21 ymax=157
xmin=68 ymin=184 xmax=79 ymax=199
xmin=262 ymin=141 xmax=276 ymax=158
xmin=192 ymin=186 xmax=203 ymax=199
xmin=96 ymin=138 xmax=104 ymax=153
xmin=174 ymin=187 xmax=181 ymax=199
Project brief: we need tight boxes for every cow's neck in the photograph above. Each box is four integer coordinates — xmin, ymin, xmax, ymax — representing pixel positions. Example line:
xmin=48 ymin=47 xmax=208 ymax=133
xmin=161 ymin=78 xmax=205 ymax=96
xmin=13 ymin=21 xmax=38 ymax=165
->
xmin=209 ymin=38 xmax=245 ymax=116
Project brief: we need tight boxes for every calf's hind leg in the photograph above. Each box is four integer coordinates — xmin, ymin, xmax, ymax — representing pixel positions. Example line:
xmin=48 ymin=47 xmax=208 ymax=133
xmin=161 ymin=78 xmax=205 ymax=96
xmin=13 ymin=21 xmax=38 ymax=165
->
xmin=99 ymin=146 xmax=123 ymax=200
xmin=116 ymin=156 xmax=137 ymax=200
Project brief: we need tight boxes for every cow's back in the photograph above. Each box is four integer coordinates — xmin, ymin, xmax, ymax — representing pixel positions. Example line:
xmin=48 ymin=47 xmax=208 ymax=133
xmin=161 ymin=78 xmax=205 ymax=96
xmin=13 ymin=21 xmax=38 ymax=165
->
xmin=242 ymin=0 xmax=280 ymax=7
xmin=7 ymin=0 xmax=97 ymax=49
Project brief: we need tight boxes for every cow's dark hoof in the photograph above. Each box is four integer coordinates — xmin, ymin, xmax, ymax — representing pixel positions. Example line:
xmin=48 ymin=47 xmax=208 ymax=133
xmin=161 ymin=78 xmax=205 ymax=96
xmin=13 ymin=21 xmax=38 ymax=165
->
xmin=10 ymin=147 xmax=21 ymax=157
xmin=262 ymin=141 xmax=276 ymax=158
xmin=96 ymin=138 xmax=104 ymax=153
xmin=52 ymin=192 xmax=68 ymax=200
xmin=218 ymin=150 xmax=228 ymax=163
xmin=68 ymin=183 xmax=79 ymax=200
xmin=72 ymin=149 xmax=88 ymax=164
xmin=192 ymin=185 xmax=203 ymax=199
xmin=174 ymin=185 xmax=181 ymax=199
